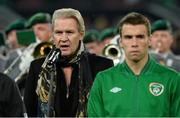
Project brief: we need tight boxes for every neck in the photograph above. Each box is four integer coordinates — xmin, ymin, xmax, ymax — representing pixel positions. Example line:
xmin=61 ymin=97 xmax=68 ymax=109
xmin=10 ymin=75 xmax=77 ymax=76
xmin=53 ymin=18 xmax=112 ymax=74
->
xmin=63 ymin=66 xmax=73 ymax=86
xmin=126 ymin=54 xmax=148 ymax=75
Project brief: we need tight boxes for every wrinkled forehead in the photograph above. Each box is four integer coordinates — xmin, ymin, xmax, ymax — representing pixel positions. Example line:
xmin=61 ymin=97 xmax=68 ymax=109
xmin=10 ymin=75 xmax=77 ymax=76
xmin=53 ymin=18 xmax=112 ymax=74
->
xmin=53 ymin=17 xmax=81 ymax=32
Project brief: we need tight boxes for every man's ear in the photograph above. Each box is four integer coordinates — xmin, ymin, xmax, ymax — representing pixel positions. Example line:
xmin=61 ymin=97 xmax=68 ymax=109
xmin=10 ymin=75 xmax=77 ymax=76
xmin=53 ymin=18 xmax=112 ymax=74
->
xmin=119 ymin=38 xmax=123 ymax=48
xmin=79 ymin=31 xmax=84 ymax=41
xmin=169 ymin=34 xmax=174 ymax=45
xmin=148 ymin=35 xmax=152 ymax=47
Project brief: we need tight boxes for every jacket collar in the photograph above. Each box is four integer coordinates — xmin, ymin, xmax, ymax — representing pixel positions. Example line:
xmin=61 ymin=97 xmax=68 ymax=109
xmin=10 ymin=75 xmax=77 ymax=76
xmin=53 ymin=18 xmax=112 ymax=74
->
xmin=120 ymin=55 xmax=156 ymax=76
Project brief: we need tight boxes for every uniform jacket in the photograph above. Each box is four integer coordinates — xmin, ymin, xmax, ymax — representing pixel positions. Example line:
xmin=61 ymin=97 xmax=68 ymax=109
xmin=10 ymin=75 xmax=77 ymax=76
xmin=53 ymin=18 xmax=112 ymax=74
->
xmin=88 ymin=57 xmax=180 ymax=117
xmin=150 ymin=51 xmax=180 ymax=72
xmin=24 ymin=53 xmax=113 ymax=117
xmin=0 ymin=73 xmax=25 ymax=117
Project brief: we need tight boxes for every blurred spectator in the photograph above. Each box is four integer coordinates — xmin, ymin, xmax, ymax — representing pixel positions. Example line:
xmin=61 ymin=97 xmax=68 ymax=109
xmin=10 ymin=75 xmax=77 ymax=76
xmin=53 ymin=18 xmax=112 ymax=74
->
xmin=3 ymin=19 xmax=30 ymax=96
xmin=5 ymin=19 xmax=26 ymax=50
xmin=3 ymin=19 xmax=26 ymax=72
xmin=150 ymin=19 xmax=180 ymax=71
xmin=100 ymin=28 xmax=115 ymax=46
xmin=26 ymin=12 xmax=52 ymax=42
xmin=83 ymin=29 xmax=101 ymax=55
xmin=99 ymin=27 xmax=116 ymax=54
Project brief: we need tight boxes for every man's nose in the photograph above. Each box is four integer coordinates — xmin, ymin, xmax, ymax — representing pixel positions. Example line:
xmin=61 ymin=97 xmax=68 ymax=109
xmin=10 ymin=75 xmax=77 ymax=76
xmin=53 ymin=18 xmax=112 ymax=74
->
xmin=60 ymin=33 xmax=68 ymax=41
xmin=131 ymin=38 xmax=138 ymax=46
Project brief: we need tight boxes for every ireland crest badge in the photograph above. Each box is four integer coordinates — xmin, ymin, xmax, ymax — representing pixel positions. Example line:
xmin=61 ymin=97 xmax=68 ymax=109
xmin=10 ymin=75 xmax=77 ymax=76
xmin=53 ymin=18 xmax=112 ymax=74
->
xmin=149 ymin=82 xmax=164 ymax=96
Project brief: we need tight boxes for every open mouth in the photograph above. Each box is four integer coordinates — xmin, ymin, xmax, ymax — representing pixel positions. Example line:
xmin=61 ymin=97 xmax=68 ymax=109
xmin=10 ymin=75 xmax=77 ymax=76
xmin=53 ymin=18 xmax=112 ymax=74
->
xmin=60 ymin=44 xmax=69 ymax=50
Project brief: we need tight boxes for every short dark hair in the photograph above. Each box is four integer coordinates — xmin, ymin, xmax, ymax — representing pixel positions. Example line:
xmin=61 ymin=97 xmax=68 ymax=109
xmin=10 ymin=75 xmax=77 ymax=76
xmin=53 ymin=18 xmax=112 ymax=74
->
xmin=118 ymin=12 xmax=151 ymax=37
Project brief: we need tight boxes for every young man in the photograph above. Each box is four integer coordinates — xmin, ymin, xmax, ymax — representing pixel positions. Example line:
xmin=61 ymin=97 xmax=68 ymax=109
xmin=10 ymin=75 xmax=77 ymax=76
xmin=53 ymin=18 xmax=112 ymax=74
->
xmin=88 ymin=12 xmax=180 ymax=117
xmin=24 ymin=8 xmax=113 ymax=117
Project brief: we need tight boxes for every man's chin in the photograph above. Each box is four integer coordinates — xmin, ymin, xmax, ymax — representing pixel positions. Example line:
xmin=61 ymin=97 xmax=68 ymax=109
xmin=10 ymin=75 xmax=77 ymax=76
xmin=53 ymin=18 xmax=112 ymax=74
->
xmin=131 ymin=57 xmax=141 ymax=62
xmin=61 ymin=51 xmax=70 ymax=56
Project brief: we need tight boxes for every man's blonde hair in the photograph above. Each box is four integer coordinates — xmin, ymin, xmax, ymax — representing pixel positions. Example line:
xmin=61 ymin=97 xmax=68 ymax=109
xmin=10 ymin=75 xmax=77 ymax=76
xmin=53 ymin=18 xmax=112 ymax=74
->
xmin=52 ymin=8 xmax=85 ymax=35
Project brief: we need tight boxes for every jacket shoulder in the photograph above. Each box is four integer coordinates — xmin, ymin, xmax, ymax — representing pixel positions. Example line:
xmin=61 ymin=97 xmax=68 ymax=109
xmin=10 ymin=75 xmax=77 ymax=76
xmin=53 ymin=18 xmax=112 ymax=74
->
xmin=87 ymin=53 xmax=113 ymax=64
xmin=31 ymin=57 xmax=45 ymax=65
xmin=153 ymin=61 xmax=179 ymax=76
xmin=0 ymin=73 xmax=14 ymax=84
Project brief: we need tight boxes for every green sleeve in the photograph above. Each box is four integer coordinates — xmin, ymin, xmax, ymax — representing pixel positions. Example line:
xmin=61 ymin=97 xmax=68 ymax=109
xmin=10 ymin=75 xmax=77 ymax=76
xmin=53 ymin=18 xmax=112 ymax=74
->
xmin=88 ymin=73 xmax=105 ymax=117
xmin=170 ymin=73 xmax=180 ymax=117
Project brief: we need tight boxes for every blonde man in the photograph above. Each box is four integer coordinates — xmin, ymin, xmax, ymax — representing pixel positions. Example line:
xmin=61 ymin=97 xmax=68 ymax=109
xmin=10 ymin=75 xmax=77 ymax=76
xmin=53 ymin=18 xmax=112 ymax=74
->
xmin=24 ymin=8 xmax=113 ymax=117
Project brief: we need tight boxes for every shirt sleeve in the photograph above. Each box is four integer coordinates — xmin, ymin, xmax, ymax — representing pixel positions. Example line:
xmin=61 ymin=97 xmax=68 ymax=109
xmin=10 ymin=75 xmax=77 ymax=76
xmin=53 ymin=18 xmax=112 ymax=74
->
xmin=88 ymin=72 xmax=105 ymax=117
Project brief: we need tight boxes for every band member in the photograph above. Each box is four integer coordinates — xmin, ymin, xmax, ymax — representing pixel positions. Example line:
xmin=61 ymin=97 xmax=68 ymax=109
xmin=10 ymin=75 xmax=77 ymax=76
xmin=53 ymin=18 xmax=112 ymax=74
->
xmin=0 ymin=72 xmax=25 ymax=117
xmin=26 ymin=12 xmax=52 ymax=42
xmin=83 ymin=29 xmax=101 ymax=55
xmin=150 ymin=19 xmax=180 ymax=72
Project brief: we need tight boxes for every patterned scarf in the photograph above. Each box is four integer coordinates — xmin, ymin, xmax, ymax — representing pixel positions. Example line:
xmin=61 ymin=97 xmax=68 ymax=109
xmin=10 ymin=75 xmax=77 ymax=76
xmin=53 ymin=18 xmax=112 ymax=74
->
xmin=76 ymin=51 xmax=93 ymax=117
xmin=36 ymin=41 xmax=92 ymax=117
xmin=36 ymin=48 xmax=60 ymax=117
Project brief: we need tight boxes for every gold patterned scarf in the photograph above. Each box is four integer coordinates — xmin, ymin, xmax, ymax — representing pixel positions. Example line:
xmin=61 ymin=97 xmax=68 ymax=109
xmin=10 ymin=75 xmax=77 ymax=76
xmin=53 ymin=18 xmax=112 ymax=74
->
xmin=36 ymin=41 xmax=92 ymax=117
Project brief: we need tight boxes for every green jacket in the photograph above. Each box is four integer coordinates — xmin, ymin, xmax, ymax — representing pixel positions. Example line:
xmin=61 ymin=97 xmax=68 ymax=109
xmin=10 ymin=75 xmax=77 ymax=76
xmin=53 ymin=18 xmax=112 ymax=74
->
xmin=88 ymin=57 xmax=180 ymax=117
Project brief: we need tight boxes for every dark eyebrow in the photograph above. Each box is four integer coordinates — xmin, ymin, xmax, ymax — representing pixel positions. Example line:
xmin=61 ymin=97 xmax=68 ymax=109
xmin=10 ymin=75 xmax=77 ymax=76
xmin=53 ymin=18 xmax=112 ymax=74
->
xmin=54 ymin=30 xmax=63 ymax=33
xmin=124 ymin=35 xmax=132 ymax=39
xmin=65 ymin=30 xmax=74 ymax=33
xmin=136 ymin=34 xmax=145 ymax=38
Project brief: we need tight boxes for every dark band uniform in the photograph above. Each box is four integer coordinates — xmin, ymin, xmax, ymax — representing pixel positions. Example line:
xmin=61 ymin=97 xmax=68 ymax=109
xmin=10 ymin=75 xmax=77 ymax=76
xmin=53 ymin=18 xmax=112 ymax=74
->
xmin=0 ymin=73 xmax=24 ymax=117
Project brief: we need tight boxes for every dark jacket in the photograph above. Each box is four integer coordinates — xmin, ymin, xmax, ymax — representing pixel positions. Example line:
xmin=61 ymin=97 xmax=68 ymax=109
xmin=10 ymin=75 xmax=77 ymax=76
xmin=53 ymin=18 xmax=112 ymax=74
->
xmin=0 ymin=73 xmax=25 ymax=117
xmin=24 ymin=53 xmax=113 ymax=117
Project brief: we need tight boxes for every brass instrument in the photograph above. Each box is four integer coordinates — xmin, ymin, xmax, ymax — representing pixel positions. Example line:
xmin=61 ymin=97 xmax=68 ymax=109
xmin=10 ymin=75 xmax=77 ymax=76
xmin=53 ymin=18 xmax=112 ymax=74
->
xmin=103 ymin=44 xmax=121 ymax=59
xmin=102 ymin=35 xmax=125 ymax=65
xmin=33 ymin=41 xmax=54 ymax=58
xmin=4 ymin=41 xmax=54 ymax=82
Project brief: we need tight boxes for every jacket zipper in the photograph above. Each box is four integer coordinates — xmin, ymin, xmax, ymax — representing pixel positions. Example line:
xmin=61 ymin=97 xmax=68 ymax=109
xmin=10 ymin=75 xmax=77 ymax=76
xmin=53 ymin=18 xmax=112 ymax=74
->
xmin=66 ymin=86 xmax=69 ymax=98
xmin=135 ymin=75 xmax=139 ymax=116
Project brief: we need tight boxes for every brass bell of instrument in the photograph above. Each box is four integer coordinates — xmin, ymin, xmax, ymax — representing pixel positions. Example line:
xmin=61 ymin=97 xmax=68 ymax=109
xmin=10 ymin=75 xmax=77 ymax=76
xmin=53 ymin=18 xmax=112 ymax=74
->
xmin=33 ymin=41 xmax=54 ymax=58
